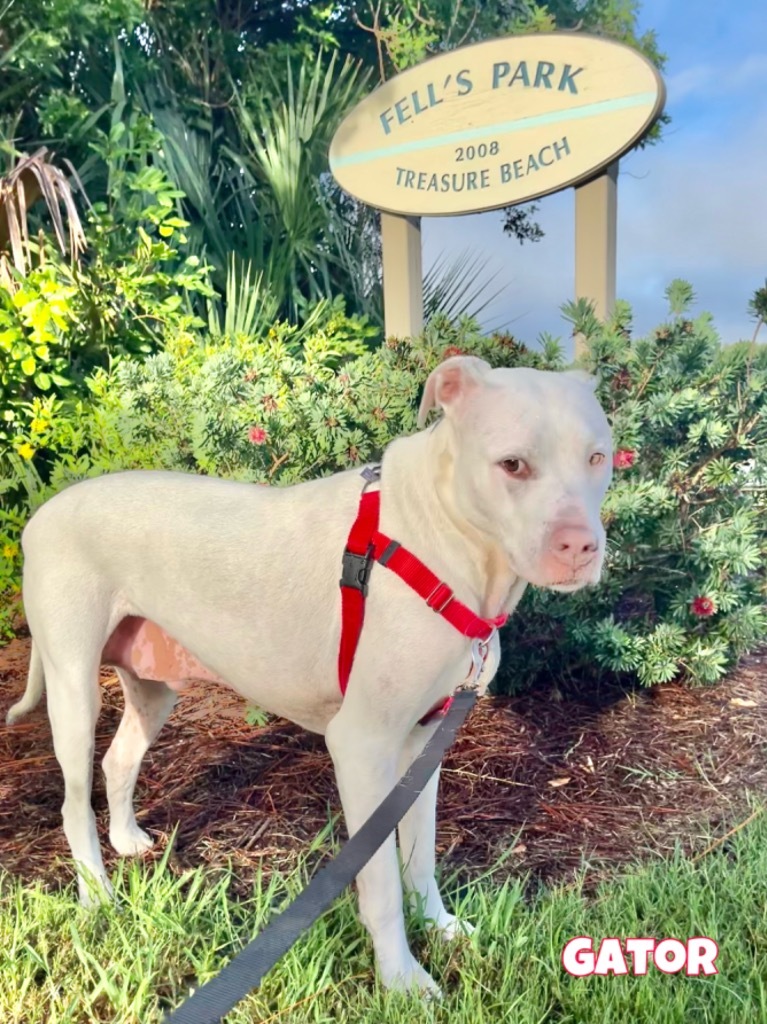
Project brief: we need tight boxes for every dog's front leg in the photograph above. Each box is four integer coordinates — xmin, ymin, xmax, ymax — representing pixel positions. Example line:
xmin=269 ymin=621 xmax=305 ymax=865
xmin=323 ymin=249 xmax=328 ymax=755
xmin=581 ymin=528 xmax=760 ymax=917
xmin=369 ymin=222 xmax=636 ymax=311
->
xmin=398 ymin=725 xmax=474 ymax=940
xmin=325 ymin=710 xmax=441 ymax=996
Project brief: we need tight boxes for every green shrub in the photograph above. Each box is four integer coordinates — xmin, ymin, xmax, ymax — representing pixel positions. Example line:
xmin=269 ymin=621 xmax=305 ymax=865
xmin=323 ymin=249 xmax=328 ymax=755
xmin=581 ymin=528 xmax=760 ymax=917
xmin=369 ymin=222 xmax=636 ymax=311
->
xmin=0 ymin=315 xmax=552 ymax=636
xmin=496 ymin=286 xmax=767 ymax=690
xmin=2 ymin=288 xmax=765 ymax=688
xmin=0 ymin=109 xmax=213 ymax=465
xmin=0 ymin=268 xmax=79 ymax=447
xmin=8 ymin=314 xmax=552 ymax=487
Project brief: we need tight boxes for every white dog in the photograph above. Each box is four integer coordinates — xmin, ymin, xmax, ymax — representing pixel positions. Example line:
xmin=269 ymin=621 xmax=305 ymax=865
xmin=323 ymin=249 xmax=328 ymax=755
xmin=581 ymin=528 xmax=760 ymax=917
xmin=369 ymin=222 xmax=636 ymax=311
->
xmin=7 ymin=356 xmax=612 ymax=995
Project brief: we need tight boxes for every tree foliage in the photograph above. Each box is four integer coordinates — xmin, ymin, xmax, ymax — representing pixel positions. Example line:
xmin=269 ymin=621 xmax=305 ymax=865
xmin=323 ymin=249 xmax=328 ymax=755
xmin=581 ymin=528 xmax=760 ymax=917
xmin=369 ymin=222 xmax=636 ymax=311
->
xmin=0 ymin=0 xmax=666 ymax=317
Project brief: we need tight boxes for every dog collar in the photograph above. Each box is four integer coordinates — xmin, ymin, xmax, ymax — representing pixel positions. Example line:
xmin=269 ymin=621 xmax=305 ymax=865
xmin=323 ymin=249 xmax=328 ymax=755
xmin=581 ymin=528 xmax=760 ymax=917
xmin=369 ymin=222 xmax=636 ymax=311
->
xmin=338 ymin=467 xmax=508 ymax=723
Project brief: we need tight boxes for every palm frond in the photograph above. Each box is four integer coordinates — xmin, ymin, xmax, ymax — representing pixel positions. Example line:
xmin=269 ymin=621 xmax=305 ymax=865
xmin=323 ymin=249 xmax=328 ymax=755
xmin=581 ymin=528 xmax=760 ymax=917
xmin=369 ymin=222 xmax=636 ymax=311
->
xmin=239 ymin=51 xmax=368 ymax=222
xmin=423 ymin=249 xmax=508 ymax=324
xmin=233 ymin=51 xmax=371 ymax=319
xmin=148 ymin=102 xmax=232 ymax=265
xmin=315 ymin=182 xmax=383 ymax=324
xmin=207 ymin=255 xmax=280 ymax=340
xmin=0 ymin=147 xmax=88 ymax=282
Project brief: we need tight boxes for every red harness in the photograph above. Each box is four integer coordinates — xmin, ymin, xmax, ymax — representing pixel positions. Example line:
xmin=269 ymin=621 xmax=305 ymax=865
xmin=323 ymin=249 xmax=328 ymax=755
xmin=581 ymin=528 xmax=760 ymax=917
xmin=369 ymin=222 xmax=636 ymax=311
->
xmin=338 ymin=468 xmax=508 ymax=724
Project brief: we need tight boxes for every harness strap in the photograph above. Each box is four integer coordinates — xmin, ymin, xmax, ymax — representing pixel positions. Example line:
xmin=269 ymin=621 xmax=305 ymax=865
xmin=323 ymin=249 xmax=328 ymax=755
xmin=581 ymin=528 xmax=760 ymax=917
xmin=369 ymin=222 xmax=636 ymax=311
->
xmin=338 ymin=475 xmax=508 ymax=722
xmin=368 ymin=526 xmax=508 ymax=639
xmin=337 ymin=487 xmax=381 ymax=698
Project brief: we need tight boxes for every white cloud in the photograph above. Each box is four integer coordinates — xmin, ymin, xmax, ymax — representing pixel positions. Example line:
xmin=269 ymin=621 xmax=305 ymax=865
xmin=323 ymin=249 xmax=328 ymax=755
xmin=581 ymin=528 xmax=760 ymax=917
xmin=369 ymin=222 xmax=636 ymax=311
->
xmin=725 ymin=53 xmax=767 ymax=91
xmin=423 ymin=192 xmax=574 ymax=348
xmin=666 ymin=53 xmax=767 ymax=105
xmin=421 ymin=99 xmax=767 ymax=353
xmin=665 ymin=64 xmax=713 ymax=103
xmin=617 ymin=109 xmax=767 ymax=340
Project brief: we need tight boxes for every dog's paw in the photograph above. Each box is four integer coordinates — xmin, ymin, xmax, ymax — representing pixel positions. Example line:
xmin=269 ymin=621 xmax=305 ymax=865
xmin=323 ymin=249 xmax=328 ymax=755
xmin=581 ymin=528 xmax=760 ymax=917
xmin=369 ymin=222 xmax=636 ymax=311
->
xmin=378 ymin=956 xmax=443 ymax=999
xmin=109 ymin=825 xmax=154 ymax=857
xmin=77 ymin=873 xmax=114 ymax=909
xmin=429 ymin=912 xmax=475 ymax=942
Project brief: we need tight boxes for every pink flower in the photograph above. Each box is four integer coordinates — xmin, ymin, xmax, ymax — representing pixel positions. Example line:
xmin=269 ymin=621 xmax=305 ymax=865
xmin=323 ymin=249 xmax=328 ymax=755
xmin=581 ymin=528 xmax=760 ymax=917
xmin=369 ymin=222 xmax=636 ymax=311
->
xmin=691 ymin=596 xmax=716 ymax=617
xmin=442 ymin=346 xmax=465 ymax=360
xmin=613 ymin=449 xmax=636 ymax=469
xmin=248 ymin=426 xmax=267 ymax=445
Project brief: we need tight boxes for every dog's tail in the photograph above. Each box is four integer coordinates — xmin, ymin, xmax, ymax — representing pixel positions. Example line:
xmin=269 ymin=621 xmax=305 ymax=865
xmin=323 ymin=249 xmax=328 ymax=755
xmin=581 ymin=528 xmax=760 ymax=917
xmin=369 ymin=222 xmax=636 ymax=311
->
xmin=6 ymin=641 xmax=45 ymax=724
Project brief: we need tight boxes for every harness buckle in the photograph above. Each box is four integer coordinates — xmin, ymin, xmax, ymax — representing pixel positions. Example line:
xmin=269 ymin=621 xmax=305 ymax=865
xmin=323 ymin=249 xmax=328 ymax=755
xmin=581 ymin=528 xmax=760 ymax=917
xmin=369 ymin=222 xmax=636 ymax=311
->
xmin=470 ymin=636 xmax=490 ymax=680
xmin=360 ymin=464 xmax=381 ymax=492
xmin=457 ymin=633 xmax=495 ymax=693
xmin=340 ymin=547 xmax=374 ymax=596
xmin=426 ymin=582 xmax=454 ymax=614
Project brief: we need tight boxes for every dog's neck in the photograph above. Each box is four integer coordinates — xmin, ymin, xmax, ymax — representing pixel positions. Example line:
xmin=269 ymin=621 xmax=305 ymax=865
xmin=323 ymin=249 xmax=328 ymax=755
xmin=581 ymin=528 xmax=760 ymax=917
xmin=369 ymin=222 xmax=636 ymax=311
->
xmin=380 ymin=426 xmax=522 ymax=619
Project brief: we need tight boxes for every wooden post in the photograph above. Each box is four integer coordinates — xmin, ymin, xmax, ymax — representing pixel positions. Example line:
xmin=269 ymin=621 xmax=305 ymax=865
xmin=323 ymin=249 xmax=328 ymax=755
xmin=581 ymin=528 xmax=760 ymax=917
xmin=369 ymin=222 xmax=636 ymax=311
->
xmin=381 ymin=212 xmax=424 ymax=340
xmin=574 ymin=161 xmax=618 ymax=358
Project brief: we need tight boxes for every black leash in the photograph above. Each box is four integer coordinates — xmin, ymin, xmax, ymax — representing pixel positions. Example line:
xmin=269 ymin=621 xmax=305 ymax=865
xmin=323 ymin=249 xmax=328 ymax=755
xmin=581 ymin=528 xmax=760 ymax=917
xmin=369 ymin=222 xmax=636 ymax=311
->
xmin=162 ymin=688 xmax=477 ymax=1024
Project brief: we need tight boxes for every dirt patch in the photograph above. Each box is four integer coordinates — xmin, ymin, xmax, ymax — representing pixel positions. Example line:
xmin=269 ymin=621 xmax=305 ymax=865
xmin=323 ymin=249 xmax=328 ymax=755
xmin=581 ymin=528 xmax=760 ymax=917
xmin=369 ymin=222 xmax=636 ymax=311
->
xmin=2 ymin=624 xmax=767 ymax=897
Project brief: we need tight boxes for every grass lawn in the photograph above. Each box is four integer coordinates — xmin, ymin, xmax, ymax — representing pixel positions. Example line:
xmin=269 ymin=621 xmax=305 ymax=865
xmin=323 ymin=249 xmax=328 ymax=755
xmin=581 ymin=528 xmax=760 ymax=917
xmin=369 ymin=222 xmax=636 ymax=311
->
xmin=1 ymin=805 xmax=766 ymax=1024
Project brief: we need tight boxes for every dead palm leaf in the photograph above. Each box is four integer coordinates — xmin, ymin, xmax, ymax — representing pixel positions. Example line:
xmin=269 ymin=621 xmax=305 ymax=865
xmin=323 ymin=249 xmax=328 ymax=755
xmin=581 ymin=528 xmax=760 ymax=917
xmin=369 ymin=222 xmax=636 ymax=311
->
xmin=0 ymin=147 xmax=89 ymax=284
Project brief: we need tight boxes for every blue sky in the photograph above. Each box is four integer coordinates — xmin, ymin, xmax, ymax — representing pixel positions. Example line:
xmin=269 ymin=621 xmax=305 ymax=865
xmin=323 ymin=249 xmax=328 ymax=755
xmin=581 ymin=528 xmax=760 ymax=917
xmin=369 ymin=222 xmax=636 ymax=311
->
xmin=422 ymin=2 xmax=767 ymax=356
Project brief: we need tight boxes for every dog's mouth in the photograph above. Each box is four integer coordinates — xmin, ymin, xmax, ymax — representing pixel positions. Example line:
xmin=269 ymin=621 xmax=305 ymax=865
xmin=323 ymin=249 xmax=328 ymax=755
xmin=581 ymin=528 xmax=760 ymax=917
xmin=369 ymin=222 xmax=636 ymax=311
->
xmin=548 ymin=578 xmax=589 ymax=592
xmin=509 ymin=553 xmax=603 ymax=592
xmin=525 ymin=570 xmax=600 ymax=592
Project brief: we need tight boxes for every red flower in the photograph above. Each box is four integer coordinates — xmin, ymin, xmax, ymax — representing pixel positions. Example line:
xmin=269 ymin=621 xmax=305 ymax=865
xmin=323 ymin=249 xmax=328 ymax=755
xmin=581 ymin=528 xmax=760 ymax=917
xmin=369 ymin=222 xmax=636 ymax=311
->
xmin=691 ymin=596 xmax=716 ymax=617
xmin=248 ymin=425 xmax=267 ymax=445
xmin=613 ymin=449 xmax=636 ymax=469
xmin=442 ymin=346 xmax=465 ymax=359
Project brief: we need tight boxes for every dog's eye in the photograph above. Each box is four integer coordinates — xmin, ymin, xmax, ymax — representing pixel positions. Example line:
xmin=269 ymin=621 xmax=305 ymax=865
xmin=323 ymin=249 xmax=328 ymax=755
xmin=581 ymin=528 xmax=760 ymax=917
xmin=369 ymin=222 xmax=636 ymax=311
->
xmin=590 ymin=453 xmax=606 ymax=466
xmin=501 ymin=458 xmax=528 ymax=478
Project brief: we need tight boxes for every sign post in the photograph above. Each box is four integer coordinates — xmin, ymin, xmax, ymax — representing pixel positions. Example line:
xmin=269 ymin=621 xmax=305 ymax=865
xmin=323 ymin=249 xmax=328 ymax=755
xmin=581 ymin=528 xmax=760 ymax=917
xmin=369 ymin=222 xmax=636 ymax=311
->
xmin=330 ymin=33 xmax=664 ymax=344
xmin=575 ymin=161 xmax=618 ymax=356
xmin=381 ymin=212 xmax=424 ymax=339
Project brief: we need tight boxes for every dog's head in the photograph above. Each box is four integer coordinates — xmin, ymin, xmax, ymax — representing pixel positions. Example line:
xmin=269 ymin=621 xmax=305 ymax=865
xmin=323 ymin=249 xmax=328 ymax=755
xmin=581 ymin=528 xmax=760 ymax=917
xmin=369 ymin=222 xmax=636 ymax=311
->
xmin=418 ymin=356 xmax=613 ymax=592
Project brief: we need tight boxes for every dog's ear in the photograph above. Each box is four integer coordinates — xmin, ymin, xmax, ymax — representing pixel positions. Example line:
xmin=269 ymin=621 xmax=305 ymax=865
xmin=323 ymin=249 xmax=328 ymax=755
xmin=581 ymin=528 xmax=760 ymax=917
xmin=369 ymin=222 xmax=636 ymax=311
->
xmin=565 ymin=369 xmax=598 ymax=391
xmin=418 ymin=356 xmax=492 ymax=428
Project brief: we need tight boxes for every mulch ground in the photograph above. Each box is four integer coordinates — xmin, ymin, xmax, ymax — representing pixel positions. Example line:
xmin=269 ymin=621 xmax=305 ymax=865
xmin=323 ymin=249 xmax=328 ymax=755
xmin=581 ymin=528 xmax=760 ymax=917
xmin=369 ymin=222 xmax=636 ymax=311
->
xmin=2 ymin=622 xmax=767 ymax=899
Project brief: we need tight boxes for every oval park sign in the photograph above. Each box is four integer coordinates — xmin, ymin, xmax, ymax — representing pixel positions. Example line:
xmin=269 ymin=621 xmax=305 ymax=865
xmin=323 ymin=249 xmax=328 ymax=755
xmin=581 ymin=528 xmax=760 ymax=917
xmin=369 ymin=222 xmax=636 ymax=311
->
xmin=329 ymin=34 xmax=665 ymax=217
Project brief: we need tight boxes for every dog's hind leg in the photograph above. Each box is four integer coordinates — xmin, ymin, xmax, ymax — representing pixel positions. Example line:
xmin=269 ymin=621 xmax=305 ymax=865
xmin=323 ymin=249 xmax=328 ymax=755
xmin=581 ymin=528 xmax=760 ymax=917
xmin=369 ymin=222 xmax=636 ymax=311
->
xmin=42 ymin=647 xmax=111 ymax=906
xmin=102 ymin=668 xmax=177 ymax=857
xmin=6 ymin=640 xmax=45 ymax=724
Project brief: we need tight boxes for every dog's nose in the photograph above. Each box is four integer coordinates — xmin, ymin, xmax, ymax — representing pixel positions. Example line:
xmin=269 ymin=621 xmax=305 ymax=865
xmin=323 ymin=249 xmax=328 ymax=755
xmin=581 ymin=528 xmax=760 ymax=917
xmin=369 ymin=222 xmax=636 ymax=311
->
xmin=548 ymin=525 xmax=599 ymax=570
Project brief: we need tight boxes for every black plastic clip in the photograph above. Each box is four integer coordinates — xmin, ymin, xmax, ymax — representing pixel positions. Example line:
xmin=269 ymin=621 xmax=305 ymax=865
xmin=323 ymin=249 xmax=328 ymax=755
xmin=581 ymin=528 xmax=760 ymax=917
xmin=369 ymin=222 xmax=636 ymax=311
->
xmin=340 ymin=547 xmax=374 ymax=595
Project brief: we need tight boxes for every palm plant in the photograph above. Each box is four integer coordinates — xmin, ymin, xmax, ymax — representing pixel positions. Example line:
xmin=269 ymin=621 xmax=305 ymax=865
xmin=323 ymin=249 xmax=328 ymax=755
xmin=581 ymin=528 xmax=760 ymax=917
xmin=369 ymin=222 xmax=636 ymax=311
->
xmin=132 ymin=45 xmax=504 ymax=335
xmin=206 ymin=255 xmax=280 ymax=340
xmin=423 ymin=250 xmax=508 ymax=327
xmin=139 ymin=49 xmax=375 ymax=326
xmin=140 ymin=94 xmax=243 ymax=274
xmin=0 ymin=146 xmax=87 ymax=289
xmin=232 ymin=50 xmax=373 ymax=320
xmin=749 ymin=281 xmax=767 ymax=343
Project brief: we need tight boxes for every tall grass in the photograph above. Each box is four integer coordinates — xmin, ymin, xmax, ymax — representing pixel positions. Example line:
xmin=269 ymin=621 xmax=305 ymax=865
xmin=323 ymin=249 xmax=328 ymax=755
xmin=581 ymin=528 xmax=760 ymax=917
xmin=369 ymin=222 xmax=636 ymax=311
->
xmin=2 ymin=806 xmax=766 ymax=1022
